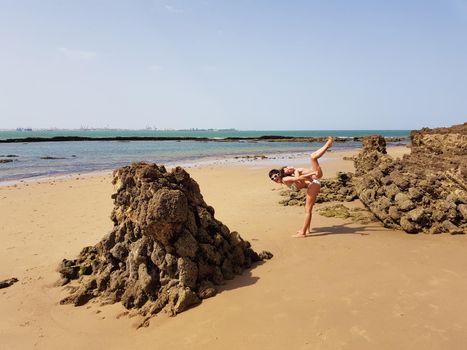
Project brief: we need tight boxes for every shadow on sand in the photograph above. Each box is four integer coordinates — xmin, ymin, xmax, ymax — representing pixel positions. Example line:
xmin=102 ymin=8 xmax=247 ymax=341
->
xmin=305 ymin=223 xmax=379 ymax=237
xmin=217 ymin=261 xmax=266 ymax=294
xmin=214 ymin=223 xmax=384 ymax=292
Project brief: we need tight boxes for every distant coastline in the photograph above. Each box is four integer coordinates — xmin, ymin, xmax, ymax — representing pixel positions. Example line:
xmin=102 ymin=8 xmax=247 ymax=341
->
xmin=0 ymin=135 xmax=408 ymax=144
xmin=8 ymin=127 xmax=239 ymax=132
xmin=0 ymin=129 xmax=410 ymax=143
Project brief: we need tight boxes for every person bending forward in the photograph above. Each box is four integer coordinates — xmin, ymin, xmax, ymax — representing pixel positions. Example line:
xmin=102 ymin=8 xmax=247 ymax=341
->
xmin=269 ymin=137 xmax=333 ymax=237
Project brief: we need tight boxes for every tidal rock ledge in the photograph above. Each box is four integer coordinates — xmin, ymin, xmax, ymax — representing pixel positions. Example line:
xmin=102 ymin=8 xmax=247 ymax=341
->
xmin=59 ymin=163 xmax=272 ymax=321
xmin=276 ymin=123 xmax=466 ymax=234
xmin=353 ymin=123 xmax=466 ymax=234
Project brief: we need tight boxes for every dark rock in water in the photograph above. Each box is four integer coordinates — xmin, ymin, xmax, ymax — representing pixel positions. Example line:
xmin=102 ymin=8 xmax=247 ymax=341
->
xmin=0 ymin=277 xmax=18 ymax=289
xmin=0 ymin=159 xmax=15 ymax=163
xmin=352 ymin=124 xmax=467 ymax=234
xmin=40 ymin=156 xmax=67 ymax=160
xmin=58 ymin=162 xmax=272 ymax=323
xmin=233 ymin=154 xmax=268 ymax=160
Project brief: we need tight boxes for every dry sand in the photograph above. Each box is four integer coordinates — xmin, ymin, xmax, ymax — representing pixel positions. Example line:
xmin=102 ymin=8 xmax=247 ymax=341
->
xmin=1 ymin=146 xmax=467 ymax=349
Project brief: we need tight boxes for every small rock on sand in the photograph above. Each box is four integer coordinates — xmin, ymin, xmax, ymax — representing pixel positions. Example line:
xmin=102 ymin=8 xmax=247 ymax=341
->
xmin=0 ymin=277 xmax=19 ymax=289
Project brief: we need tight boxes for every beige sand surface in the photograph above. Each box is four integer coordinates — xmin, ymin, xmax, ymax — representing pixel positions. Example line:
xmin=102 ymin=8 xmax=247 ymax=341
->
xmin=1 ymin=146 xmax=467 ymax=349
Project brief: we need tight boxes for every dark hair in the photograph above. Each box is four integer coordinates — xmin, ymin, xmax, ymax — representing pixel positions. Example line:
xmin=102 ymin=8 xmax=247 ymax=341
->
xmin=279 ymin=168 xmax=287 ymax=177
xmin=268 ymin=169 xmax=282 ymax=180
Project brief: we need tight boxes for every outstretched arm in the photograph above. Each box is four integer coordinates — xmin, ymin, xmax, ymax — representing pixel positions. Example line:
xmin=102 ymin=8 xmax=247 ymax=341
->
xmin=283 ymin=171 xmax=318 ymax=184
xmin=296 ymin=171 xmax=319 ymax=180
xmin=298 ymin=169 xmax=318 ymax=178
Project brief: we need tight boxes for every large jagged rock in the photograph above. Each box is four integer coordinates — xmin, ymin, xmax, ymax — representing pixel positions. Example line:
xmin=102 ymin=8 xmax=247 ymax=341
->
xmin=58 ymin=163 xmax=272 ymax=323
xmin=352 ymin=124 xmax=467 ymax=234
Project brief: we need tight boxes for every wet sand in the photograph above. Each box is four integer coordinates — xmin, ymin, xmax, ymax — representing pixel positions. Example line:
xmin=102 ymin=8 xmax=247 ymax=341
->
xmin=1 ymin=146 xmax=467 ymax=349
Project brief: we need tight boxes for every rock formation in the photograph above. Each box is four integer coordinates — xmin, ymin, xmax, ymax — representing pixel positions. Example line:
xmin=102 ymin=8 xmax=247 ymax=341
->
xmin=276 ymin=123 xmax=466 ymax=234
xmin=352 ymin=123 xmax=467 ymax=234
xmin=59 ymin=163 xmax=272 ymax=324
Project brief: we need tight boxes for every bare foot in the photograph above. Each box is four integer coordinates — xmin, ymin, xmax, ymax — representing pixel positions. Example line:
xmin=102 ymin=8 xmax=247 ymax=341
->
xmin=292 ymin=232 xmax=307 ymax=238
xmin=326 ymin=136 xmax=334 ymax=149
xmin=293 ymin=230 xmax=311 ymax=238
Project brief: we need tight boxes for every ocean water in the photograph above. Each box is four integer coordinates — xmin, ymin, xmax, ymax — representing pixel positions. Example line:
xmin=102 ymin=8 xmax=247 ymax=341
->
xmin=0 ymin=130 xmax=410 ymax=182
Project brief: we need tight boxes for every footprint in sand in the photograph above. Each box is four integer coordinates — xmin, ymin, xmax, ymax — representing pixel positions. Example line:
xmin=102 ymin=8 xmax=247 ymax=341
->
xmin=350 ymin=326 xmax=372 ymax=342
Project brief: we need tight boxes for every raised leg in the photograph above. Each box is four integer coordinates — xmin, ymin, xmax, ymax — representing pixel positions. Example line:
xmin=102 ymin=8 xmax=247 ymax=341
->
xmin=309 ymin=137 xmax=333 ymax=179
xmin=311 ymin=137 xmax=333 ymax=160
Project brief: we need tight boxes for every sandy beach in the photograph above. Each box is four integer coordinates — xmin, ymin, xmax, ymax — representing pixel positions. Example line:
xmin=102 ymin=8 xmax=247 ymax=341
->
xmin=2 ymin=146 xmax=467 ymax=350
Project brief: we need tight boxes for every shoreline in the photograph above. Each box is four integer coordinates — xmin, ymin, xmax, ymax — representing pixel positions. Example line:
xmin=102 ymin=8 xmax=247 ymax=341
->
xmin=0 ymin=145 xmax=409 ymax=187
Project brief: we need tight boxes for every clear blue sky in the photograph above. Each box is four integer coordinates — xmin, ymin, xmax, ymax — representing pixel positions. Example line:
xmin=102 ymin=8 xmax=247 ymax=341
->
xmin=0 ymin=0 xmax=466 ymax=130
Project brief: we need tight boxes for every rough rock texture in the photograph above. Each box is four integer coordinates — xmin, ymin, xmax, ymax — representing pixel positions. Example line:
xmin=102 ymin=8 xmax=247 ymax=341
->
xmin=409 ymin=123 xmax=467 ymax=189
xmin=59 ymin=163 xmax=272 ymax=323
xmin=275 ymin=123 xmax=466 ymax=234
xmin=279 ymin=172 xmax=358 ymax=206
xmin=352 ymin=123 xmax=467 ymax=234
